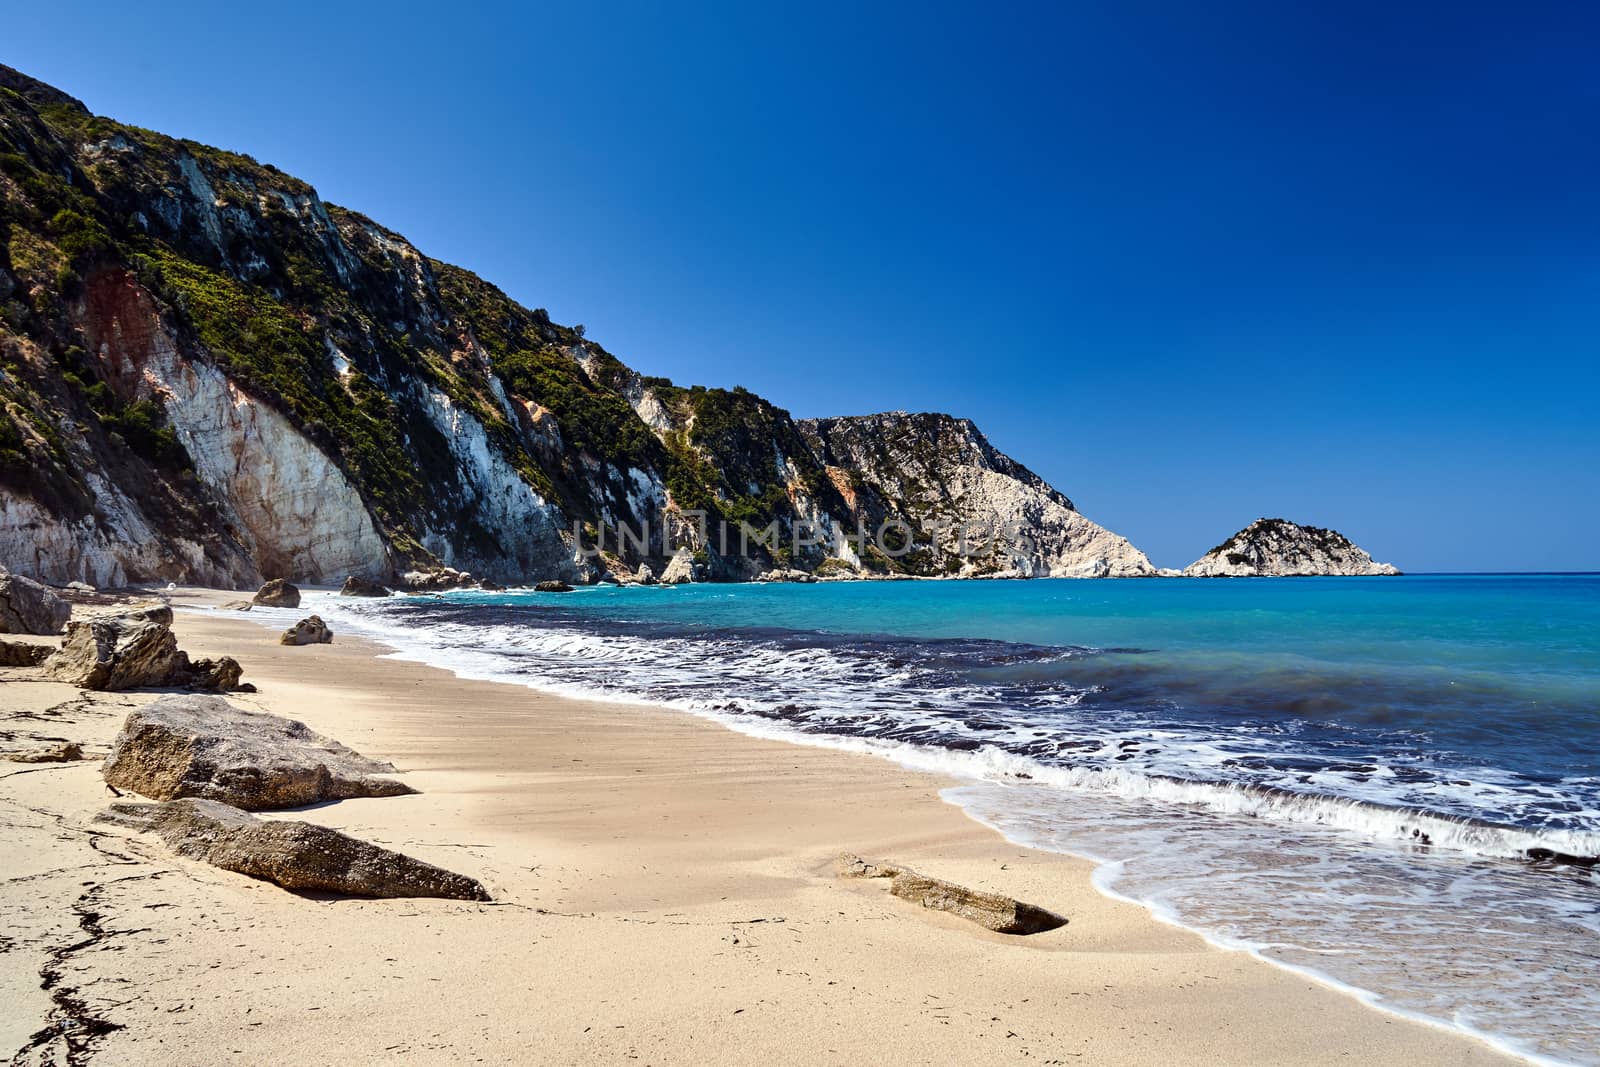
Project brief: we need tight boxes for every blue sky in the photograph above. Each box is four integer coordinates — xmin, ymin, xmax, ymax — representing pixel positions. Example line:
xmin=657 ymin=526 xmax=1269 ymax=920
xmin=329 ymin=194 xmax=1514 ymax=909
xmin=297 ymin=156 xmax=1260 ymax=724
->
xmin=8 ymin=2 xmax=1598 ymax=570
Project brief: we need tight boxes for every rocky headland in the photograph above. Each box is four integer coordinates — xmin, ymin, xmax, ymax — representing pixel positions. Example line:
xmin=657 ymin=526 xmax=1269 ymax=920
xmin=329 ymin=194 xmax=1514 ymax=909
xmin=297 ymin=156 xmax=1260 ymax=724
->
xmin=0 ymin=64 xmax=1156 ymax=588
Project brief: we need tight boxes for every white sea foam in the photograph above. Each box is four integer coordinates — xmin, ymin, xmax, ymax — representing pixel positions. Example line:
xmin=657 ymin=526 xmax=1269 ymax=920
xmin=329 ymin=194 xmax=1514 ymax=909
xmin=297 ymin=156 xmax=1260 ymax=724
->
xmin=237 ymin=594 xmax=1600 ymax=863
xmin=952 ymin=783 xmax=1594 ymax=1066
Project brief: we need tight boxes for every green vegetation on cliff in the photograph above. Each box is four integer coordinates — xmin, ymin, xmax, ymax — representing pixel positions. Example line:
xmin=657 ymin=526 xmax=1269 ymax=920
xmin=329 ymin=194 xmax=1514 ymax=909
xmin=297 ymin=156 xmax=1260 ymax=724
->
xmin=431 ymin=262 xmax=658 ymax=470
xmin=128 ymin=249 xmax=425 ymax=535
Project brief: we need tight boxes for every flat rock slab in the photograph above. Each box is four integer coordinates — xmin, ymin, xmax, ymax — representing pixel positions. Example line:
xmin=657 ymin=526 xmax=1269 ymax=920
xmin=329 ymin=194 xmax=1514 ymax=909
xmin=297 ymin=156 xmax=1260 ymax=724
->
xmin=5 ymin=741 xmax=87 ymax=763
xmin=103 ymin=694 xmax=416 ymax=809
xmin=0 ymin=638 xmax=53 ymax=667
xmin=838 ymin=852 xmax=1067 ymax=935
xmin=100 ymin=799 xmax=490 ymax=900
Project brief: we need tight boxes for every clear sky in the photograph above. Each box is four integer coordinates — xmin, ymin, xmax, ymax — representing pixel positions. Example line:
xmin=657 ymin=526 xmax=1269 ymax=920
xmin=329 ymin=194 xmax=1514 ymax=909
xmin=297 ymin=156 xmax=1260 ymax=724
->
xmin=8 ymin=2 xmax=1598 ymax=570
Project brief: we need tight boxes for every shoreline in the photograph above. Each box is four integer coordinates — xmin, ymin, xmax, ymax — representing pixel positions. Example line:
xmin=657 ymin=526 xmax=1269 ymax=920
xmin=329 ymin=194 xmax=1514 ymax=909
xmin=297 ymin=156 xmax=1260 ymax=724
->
xmin=227 ymin=587 xmax=1571 ymax=1065
xmin=254 ymin=586 xmax=1600 ymax=868
xmin=0 ymin=588 xmax=1521 ymax=1064
xmin=956 ymin=803 xmax=1565 ymax=1067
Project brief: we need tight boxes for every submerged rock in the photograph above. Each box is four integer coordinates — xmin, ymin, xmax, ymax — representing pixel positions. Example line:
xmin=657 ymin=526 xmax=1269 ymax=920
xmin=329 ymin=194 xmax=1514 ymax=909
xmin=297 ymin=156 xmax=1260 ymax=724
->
xmin=101 ymin=799 xmax=490 ymax=900
xmin=102 ymin=694 xmax=415 ymax=809
xmin=252 ymin=578 xmax=302 ymax=608
xmin=1184 ymin=518 xmax=1401 ymax=577
xmin=534 ymin=580 xmax=573 ymax=593
xmin=0 ymin=574 xmax=71 ymax=635
xmin=837 ymin=852 xmax=1066 ymax=935
xmin=339 ymin=575 xmax=391 ymax=598
xmin=43 ymin=618 xmax=242 ymax=691
xmin=1526 ymin=847 xmax=1599 ymax=869
xmin=280 ymin=614 xmax=333 ymax=646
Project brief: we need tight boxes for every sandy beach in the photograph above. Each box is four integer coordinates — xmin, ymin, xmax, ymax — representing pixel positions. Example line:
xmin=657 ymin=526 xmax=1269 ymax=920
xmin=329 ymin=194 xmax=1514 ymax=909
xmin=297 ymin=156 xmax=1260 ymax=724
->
xmin=0 ymin=590 xmax=1519 ymax=1065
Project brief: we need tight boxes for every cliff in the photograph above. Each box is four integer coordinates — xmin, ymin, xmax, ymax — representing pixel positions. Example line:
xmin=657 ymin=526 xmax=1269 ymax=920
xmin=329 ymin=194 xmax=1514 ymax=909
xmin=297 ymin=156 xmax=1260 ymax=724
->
xmin=1183 ymin=519 xmax=1401 ymax=577
xmin=0 ymin=65 xmax=1150 ymax=586
xmin=797 ymin=413 xmax=1154 ymax=577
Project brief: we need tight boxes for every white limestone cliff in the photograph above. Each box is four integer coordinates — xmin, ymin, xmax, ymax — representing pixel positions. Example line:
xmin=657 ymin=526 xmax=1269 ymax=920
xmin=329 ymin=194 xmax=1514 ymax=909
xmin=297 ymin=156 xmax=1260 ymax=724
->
xmin=0 ymin=485 xmax=188 ymax=588
xmin=414 ymin=388 xmax=580 ymax=582
xmin=146 ymin=342 xmax=391 ymax=584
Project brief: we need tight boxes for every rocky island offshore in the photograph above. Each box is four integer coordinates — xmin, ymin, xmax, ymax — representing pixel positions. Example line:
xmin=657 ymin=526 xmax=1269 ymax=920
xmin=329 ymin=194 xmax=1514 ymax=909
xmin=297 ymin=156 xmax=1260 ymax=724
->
xmin=1183 ymin=518 xmax=1401 ymax=577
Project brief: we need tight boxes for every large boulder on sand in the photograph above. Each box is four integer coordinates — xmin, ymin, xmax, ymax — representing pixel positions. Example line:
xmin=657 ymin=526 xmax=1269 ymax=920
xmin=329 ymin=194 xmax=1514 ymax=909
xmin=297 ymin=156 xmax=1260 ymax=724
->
xmin=0 ymin=574 xmax=71 ymax=635
xmin=42 ymin=618 xmax=244 ymax=692
xmin=100 ymin=799 xmax=489 ymax=900
xmin=280 ymin=615 xmax=333 ymax=646
xmin=339 ymin=575 xmax=391 ymax=598
xmin=837 ymin=853 xmax=1066 ymax=935
xmin=186 ymin=656 xmax=245 ymax=692
xmin=252 ymin=579 xmax=301 ymax=608
xmin=46 ymin=619 xmax=180 ymax=689
xmin=102 ymin=694 xmax=415 ymax=809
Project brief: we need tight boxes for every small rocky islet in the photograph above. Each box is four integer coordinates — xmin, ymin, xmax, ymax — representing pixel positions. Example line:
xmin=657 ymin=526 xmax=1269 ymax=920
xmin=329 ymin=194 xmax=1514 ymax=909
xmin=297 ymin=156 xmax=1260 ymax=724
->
xmin=1182 ymin=518 xmax=1401 ymax=577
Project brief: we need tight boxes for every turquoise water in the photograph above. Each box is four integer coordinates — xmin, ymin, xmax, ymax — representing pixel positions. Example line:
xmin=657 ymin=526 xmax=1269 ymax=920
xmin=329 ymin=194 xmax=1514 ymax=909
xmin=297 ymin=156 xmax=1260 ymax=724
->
xmin=273 ymin=574 xmax=1600 ymax=1063
xmin=440 ymin=575 xmax=1600 ymax=831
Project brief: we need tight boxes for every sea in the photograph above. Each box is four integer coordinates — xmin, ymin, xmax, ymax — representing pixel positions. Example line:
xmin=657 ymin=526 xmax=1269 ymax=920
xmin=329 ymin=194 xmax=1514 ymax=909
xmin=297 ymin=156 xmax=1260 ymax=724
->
xmin=255 ymin=574 xmax=1600 ymax=1064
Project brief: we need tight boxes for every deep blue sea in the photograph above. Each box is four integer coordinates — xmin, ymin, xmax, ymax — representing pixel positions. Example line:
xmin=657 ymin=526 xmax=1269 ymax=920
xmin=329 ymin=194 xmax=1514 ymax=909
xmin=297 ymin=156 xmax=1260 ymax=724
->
xmin=256 ymin=575 xmax=1600 ymax=1064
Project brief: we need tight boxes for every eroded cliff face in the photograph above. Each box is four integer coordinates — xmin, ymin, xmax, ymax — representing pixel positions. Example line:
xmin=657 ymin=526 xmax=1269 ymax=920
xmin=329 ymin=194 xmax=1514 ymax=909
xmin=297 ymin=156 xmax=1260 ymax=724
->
xmin=0 ymin=64 xmax=1153 ymax=587
xmin=82 ymin=270 xmax=390 ymax=584
xmin=798 ymin=413 xmax=1156 ymax=577
xmin=1183 ymin=518 xmax=1401 ymax=577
